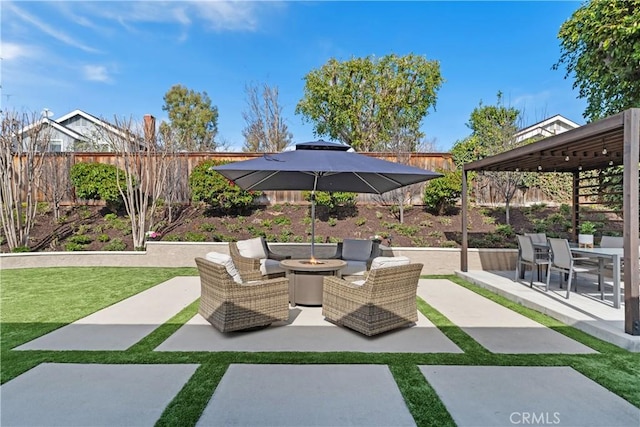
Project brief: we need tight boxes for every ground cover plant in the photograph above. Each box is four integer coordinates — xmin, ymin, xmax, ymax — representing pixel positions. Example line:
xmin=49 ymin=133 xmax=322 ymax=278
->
xmin=0 ymin=202 xmax=623 ymax=253
xmin=1 ymin=267 xmax=638 ymax=426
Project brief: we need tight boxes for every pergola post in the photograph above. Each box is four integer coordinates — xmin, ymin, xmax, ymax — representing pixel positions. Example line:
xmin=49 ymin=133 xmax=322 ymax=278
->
xmin=572 ymin=171 xmax=580 ymax=243
xmin=623 ymin=109 xmax=640 ymax=335
xmin=461 ymin=168 xmax=468 ymax=272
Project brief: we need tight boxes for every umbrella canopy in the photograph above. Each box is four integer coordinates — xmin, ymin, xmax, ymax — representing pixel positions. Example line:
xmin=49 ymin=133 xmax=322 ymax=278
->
xmin=214 ymin=140 xmax=441 ymax=194
xmin=214 ymin=140 xmax=442 ymax=257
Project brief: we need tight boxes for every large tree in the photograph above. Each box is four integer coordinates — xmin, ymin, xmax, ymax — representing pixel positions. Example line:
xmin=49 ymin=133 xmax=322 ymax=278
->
xmin=242 ymin=83 xmax=292 ymax=152
xmin=453 ymin=93 xmax=524 ymax=224
xmin=160 ymin=84 xmax=219 ymax=151
xmin=296 ymin=53 xmax=443 ymax=152
xmin=555 ymin=0 xmax=640 ymax=121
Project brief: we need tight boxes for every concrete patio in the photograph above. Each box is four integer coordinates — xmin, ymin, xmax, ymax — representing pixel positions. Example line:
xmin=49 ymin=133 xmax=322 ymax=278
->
xmin=3 ymin=275 xmax=639 ymax=426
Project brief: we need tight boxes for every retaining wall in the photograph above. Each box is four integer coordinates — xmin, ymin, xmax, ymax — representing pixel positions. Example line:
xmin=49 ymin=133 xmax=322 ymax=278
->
xmin=0 ymin=242 xmax=517 ymax=275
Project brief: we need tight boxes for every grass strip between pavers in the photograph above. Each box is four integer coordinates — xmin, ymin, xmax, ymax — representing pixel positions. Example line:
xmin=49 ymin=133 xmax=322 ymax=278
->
xmin=1 ymin=268 xmax=639 ymax=427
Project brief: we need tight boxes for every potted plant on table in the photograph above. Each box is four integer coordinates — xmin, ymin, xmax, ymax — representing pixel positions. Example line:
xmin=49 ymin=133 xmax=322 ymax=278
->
xmin=578 ymin=221 xmax=596 ymax=247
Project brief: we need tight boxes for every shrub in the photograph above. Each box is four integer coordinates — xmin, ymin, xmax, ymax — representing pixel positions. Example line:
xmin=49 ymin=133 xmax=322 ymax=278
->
xmin=68 ymin=234 xmax=92 ymax=244
xmin=70 ymin=162 xmax=128 ymax=209
xmin=423 ymin=169 xmax=462 ymax=215
xmin=184 ymin=231 xmax=207 ymax=242
xmin=302 ymin=191 xmax=357 ymax=212
xmin=65 ymin=242 xmax=86 ymax=251
xmin=97 ymin=234 xmax=110 ymax=242
xmin=354 ymin=217 xmax=366 ymax=226
xmin=495 ymin=224 xmax=515 ymax=237
xmin=103 ymin=238 xmax=126 ymax=251
xmin=189 ymin=160 xmax=260 ymax=212
xmin=273 ymin=216 xmax=291 ymax=226
xmin=199 ymin=223 xmax=217 ymax=232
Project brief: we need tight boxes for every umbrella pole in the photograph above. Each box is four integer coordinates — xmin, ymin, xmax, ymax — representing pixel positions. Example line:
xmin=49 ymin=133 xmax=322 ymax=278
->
xmin=310 ymin=190 xmax=315 ymax=259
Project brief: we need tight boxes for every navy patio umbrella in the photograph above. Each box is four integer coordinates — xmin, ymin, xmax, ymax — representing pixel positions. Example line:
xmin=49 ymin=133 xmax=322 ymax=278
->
xmin=213 ymin=140 xmax=442 ymax=257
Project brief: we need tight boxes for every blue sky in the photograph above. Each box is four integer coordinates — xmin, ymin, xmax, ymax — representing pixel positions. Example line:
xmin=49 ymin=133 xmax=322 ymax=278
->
xmin=2 ymin=1 xmax=586 ymax=152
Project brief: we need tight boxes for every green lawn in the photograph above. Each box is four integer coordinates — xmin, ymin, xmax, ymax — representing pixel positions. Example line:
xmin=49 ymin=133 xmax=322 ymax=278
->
xmin=1 ymin=267 xmax=639 ymax=427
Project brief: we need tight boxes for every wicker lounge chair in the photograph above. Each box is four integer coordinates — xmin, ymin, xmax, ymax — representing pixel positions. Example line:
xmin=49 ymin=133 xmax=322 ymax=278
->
xmin=322 ymin=263 xmax=423 ymax=336
xmin=229 ymin=237 xmax=290 ymax=281
xmin=195 ymin=257 xmax=289 ymax=332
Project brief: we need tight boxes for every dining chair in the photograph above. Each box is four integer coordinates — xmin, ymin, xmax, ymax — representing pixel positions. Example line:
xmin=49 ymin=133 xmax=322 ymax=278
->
xmin=546 ymin=238 xmax=597 ymax=299
xmin=515 ymin=234 xmax=549 ymax=287
xmin=600 ymin=236 xmax=623 ymax=248
xmin=525 ymin=232 xmax=547 ymax=246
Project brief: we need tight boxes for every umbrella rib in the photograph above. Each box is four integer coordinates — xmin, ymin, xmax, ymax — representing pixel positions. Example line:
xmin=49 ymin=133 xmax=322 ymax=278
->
xmin=352 ymin=172 xmax=401 ymax=194
xmin=244 ymin=171 xmax=281 ymax=191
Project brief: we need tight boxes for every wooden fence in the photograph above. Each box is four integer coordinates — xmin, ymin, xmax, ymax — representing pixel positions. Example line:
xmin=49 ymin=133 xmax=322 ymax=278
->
xmin=20 ymin=151 xmax=456 ymax=205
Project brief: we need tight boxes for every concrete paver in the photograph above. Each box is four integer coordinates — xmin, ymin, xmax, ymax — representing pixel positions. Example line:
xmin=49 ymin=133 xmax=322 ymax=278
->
xmin=197 ymin=364 xmax=416 ymax=427
xmin=419 ymin=365 xmax=640 ymax=427
xmin=156 ymin=305 xmax=462 ymax=353
xmin=0 ymin=363 xmax=199 ymax=426
xmin=16 ymin=277 xmax=200 ymax=350
xmin=418 ymin=279 xmax=597 ymax=354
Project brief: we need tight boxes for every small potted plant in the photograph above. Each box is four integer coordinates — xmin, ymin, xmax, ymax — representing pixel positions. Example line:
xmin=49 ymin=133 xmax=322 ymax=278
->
xmin=369 ymin=234 xmax=383 ymax=244
xmin=578 ymin=221 xmax=596 ymax=247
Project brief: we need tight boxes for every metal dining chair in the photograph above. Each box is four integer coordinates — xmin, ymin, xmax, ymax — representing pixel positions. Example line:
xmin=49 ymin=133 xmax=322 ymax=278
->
xmin=546 ymin=238 xmax=597 ymax=299
xmin=515 ymin=234 xmax=549 ymax=287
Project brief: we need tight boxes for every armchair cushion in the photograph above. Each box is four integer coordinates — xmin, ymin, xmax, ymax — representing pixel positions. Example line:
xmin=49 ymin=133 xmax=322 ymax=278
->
xmin=205 ymin=252 xmax=242 ymax=284
xmin=370 ymin=256 xmax=410 ymax=270
xmin=342 ymin=239 xmax=373 ymax=261
xmin=341 ymin=261 xmax=368 ymax=276
xmin=236 ymin=237 xmax=268 ymax=259
xmin=260 ymin=258 xmax=286 ymax=276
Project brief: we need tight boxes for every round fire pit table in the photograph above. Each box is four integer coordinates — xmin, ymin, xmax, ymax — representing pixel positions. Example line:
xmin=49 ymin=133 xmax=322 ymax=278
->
xmin=280 ymin=259 xmax=347 ymax=306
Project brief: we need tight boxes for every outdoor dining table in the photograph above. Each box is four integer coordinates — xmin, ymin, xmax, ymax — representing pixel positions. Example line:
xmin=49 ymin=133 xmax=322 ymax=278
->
xmin=569 ymin=247 xmax=624 ymax=309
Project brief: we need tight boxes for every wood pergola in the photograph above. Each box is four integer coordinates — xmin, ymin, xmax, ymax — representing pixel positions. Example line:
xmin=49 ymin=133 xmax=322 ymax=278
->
xmin=461 ymin=108 xmax=640 ymax=335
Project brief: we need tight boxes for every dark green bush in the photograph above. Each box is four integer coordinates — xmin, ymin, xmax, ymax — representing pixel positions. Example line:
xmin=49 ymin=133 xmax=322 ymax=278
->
xmin=70 ymin=162 xmax=128 ymax=208
xmin=423 ymin=169 xmax=462 ymax=215
xmin=189 ymin=160 xmax=260 ymax=212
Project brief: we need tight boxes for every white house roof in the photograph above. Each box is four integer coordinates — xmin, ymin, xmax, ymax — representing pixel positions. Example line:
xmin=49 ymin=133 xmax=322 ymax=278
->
xmin=55 ymin=109 xmax=132 ymax=141
xmin=515 ymin=114 xmax=581 ymax=143
xmin=17 ymin=117 xmax=86 ymax=140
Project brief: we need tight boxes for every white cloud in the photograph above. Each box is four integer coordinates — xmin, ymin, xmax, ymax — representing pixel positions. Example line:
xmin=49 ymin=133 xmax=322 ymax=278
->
xmin=190 ymin=1 xmax=260 ymax=31
xmin=1 ymin=42 xmax=35 ymax=60
xmin=83 ymin=65 xmax=111 ymax=83
xmin=72 ymin=1 xmax=280 ymax=33
xmin=6 ymin=2 xmax=101 ymax=54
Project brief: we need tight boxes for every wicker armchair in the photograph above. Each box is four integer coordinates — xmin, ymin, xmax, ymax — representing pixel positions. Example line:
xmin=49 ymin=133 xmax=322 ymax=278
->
xmin=195 ymin=257 xmax=289 ymax=332
xmin=229 ymin=237 xmax=290 ymax=281
xmin=322 ymin=263 xmax=423 ymax=336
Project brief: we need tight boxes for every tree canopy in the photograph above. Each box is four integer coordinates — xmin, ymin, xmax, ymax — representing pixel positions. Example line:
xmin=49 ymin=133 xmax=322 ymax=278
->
xmin=453 ymin=93 xmax=523 ymax=224
xmin=295 ymin=53 xmax=443 ymax=152
xmin=555 ymin=0 xmax=640 ymax=121
xmin=160 ymin=84 xmax=219 ymax=151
